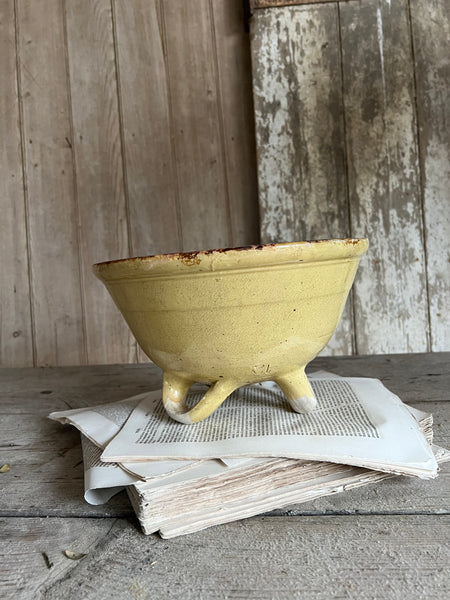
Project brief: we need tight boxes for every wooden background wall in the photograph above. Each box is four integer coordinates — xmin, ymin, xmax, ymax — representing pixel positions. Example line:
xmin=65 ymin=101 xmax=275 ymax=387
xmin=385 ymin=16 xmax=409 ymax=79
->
xmin=1 ymin=0 xmax=259 ymax=367
xmin=1 ymin=0 xmax=448 ymax=367
xmin=251 ymin=0 xmax=449 ymax=356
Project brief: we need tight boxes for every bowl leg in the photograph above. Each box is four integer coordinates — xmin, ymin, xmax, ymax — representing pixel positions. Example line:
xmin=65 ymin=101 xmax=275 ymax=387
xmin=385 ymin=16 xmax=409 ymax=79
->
xmin=162 ymin=372 xmax=238 ymax=424
xmin=276 ymin=369 xmax=317 ymax=413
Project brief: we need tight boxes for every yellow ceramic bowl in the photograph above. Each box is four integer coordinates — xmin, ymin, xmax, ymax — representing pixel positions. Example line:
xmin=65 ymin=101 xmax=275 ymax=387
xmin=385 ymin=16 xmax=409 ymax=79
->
xmin=94 ymin=238 xmax=368 ymax=423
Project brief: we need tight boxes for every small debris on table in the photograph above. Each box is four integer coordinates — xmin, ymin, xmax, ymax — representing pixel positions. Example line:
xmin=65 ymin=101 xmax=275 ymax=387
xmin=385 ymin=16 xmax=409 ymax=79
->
xmin=63 ymin=550 xmax=87 ymax=560
xmin=41 ymin=552 xmax=53 ymax=569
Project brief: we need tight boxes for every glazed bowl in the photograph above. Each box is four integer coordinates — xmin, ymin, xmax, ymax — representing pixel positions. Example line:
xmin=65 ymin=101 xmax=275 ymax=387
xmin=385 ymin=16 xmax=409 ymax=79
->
xmin=93 ymin=238 xmax=368 ymax=423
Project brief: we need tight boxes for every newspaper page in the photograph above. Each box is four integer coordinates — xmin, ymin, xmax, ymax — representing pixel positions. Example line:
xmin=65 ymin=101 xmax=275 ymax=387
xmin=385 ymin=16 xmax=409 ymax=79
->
xmin=48 ymin=374 xmax=438 ymax=506
xmin=81 ymin=435 xmax=139 ymax=504
xmin=49 ymin=392 xmax=222 ymax=503
xmin=101 ymin=377 xmax=438 ymax=478
xmin=48 ymin=394 xmax=147 ymax=446
xmin=48 ymin=392 xmax=202 ymax=480
xmin=48 ymin=373 xmax=338 ymax=503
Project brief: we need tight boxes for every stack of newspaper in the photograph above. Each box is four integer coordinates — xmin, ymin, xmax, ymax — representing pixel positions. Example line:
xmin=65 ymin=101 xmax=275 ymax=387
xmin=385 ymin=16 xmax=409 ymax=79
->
xmin=49 ymin=373 xmax=449 ymax=538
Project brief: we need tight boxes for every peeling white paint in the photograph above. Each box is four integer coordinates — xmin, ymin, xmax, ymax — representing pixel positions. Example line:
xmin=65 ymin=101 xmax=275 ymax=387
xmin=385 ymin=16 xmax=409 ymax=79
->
xmin=251 ymin=5 xmax=353 ymax=355
xmin=376 ymin=7 xmax=387 ymax=109
xmin=251 ymin=0 xmax=437 ymax=355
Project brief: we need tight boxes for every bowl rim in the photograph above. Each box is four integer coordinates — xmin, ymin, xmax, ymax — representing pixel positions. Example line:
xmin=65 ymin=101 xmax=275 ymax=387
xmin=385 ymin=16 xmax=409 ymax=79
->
xmin=93 ymin=238 xmax=369 ymax=280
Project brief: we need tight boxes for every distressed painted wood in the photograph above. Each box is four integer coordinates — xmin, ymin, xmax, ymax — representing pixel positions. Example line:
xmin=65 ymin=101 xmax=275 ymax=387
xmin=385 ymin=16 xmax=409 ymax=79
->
xmin=64 ymin=0 xmax=135 ymax=365
xmin=410 ymin=0 xmax=450 ymax=352
xmin=251 ymin=0 xmax=449 ymax=355
xmin=162 ymin=0 xmax=233 ymax=251
xmin=3 ymin=515 xmax=449 ymax=600
xmin=16 ymin=0 xmax=86 ymax=366
xmin=0 ymin=355 xmax=449 ymax=519
xmin=251 ymin=5 xmax=354 ymax=355
xmin=211 ymin=0 xmax=260 ymax=246
xmin=339 ymin=0 xmax=429 ymax=354
xmin=0 ymin=1 xmax=33 ymax=366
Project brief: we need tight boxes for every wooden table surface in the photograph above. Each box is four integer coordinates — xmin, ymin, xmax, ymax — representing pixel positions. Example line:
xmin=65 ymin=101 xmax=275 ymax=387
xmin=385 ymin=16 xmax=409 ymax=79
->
xmin=1 ymin=353 xmax=449 ymax=599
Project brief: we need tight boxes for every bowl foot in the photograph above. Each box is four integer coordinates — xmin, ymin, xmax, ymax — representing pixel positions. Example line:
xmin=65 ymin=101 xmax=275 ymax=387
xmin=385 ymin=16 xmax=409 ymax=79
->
xmin=276 ymin=369 xmax=317 ymax=413
xmin=162 ymin=372 xmax=238 ymax=424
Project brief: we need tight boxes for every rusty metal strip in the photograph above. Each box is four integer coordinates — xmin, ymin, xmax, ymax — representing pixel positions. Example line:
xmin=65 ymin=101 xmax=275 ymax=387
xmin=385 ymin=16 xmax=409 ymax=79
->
xmin=250 ymin=0 xmax=356 ymax=10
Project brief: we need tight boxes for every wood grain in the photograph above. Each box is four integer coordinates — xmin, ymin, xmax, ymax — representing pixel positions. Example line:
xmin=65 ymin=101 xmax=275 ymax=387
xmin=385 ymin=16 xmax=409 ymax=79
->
xmin=16 ymin=0 xmax=86 ymax=366
xmin=1 ymin=357 xmax=449 ymax=598
xmin=64 ymin=0 xmax=135 ymax=364
xmin=251 ymin=4 xmax=353 ymax=355
xmin=162 ymin=0 xmax=233 ymax=251
xmin=0 ymin=0 xmax=33 ymax=366
xmin=340 ymin=0 xmax=429 ymax=354
xmin=409 ymin=0 xmax=450 ymax=352
xmin=4 ymin=515 xmax=447 ymax=600
xmin=113 ymin=0 xmax=182 ymax=258
xmin=211 ymin=0 xmax=260 ymax=246
xmin=0 ymin=517 xmax=116 ymax=600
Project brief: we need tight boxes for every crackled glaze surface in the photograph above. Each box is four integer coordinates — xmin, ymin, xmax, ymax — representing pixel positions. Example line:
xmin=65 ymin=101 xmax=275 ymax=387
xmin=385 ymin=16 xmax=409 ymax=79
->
xmin=94 ymin=239 xmax=368 ymax=423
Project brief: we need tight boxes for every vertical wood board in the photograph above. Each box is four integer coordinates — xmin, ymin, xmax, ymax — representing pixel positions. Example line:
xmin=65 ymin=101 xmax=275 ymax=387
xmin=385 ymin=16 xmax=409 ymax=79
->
xmin=251 ymin=4 xmax=354 ymax=355
xmin=113 ymin=0 xmax=182 ymax=258
xmin=0 ymin=1 xmax=33 ymax=366
xmin=162 ymin=0 xmax=233 ymax=251
xmin=339 ymin=0 xmax=429 ymax=353
xmin=410 ymin=0 xmax=450 ymax=351
xmin=65 ymin=0 xmax=135 ymax=364
xmin=211 ymin=0 xmax=260 ymax=246
xmin=16 ymin=0 xmax=86 ymax=366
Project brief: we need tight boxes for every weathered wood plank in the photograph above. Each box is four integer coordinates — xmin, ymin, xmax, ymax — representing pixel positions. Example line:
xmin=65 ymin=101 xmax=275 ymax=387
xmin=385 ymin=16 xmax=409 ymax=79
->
xmin=211 ymin=0 xmax=260 ymax=246
xmin=410 ymin=0 xmax=450 ymax=352
xmin=112 ymin=0 xmax=182 ymax=257
xmin=16 ymin=0 xmax=86 ymax=366
xmin=251 ymin=5 xmax=353 ymax=355
xmin=340 ymin=0 xmax=430 ymax=354
xmin=162 ymin=0 xmax=232 ymax=251
xmin=64 ymin=0 xmax=135 ymax=365
xmin=0 ymin=420 xmax=132 ymax=518
xmin=312 ymin=352 xmax=450 ymax=403
xmin=0 ymin=364 xmax=158 ymax=517
xmin=0 ymin=0 xmax=33 ymax=367
xmin=1 ymin=353 xmax=449 ymax=405
xmin=0 ymin=356 xmax=448 ymax=518
xmin=0 ymin=517 xmax=116 ymax=600
xmin=6 ymin=515 xmax=445 ymax=600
